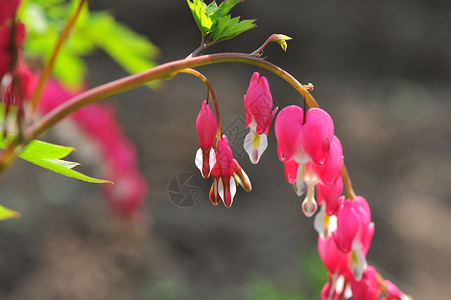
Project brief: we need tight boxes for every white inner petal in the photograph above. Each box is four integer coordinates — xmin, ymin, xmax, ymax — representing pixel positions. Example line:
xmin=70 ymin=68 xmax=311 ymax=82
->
xmin=194 ymin=148 xmax=204 ymax=175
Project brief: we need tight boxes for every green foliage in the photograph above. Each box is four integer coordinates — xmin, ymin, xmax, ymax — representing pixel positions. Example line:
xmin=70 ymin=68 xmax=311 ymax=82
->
xmin=187 ymin=0 xmax=256 ymax=42
xmin=0 ymin=104 xmax=109 ymax=184
xmin=20 ymin=0 xmax=158 ymax=90
xmin=0 ymin=135 xmax=111 ymax=183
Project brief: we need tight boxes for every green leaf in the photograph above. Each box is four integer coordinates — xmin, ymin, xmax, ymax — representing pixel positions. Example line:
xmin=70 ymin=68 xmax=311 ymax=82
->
xmin=0 ymin=133 xmax=111 ymax=184
xmin=187 ymin=0 xmax=213 ymax=35
xmin=0 ymin=204 xmax=21 ymax=221
xmin=22 ymin=0 xmax=158 ymax=89
xmin=18 ymin=140 xmax=111 ymax=183
xmin=211 ymin=15 xmax=256 ymax=41
xmin=212 ymin=0 xmax=242 ymax=19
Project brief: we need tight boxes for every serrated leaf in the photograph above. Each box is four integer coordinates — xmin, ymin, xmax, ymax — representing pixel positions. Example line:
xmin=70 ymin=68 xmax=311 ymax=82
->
xmin=187 ymin=0 xmax=213 ymax=35
xmin=211 ymin=15 xmax=256 ymax=41
xmin=205 ymin=1 xmax=218 ymax=15
xmin=0 ymin=204 xmax=21 ymax=221
xmin=0 ymin=133 xmax=110 ymax=183
xmin=212 ymin=0 xmax=241 ymax=19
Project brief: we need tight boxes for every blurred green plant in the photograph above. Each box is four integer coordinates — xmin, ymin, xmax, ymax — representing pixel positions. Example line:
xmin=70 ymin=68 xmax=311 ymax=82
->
xmin=19 ymin=0 xmax=159 ymax=90
xmin=247 ymin=250 xmax=327 ymax=300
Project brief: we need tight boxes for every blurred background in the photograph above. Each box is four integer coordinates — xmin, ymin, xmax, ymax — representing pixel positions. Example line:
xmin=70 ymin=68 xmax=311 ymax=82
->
xmin=1 ymin=0 xmax=451 ymax=299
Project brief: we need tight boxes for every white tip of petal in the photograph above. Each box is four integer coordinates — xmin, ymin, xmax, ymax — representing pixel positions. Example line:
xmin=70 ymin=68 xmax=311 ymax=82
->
xmin=314 ymin=204 xmax=327 ymax=239
xmin=229 ymin=176 xmax=237 ymax=202
xmin=351 ymin=246 xmax=367 ymax=281
xmin=195 ymin=148 xmax=204 ymax=176
xmin=244 ymin=130 xmax=268 ymax=164
xmin=209 ymin=147 xmax=216 ymax=171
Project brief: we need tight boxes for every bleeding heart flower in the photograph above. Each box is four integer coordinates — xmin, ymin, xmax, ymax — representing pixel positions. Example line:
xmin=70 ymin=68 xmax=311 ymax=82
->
xmin=195 ymin=100 xmax=217 ymax=178
xmin=243 ymin=72 xmax=277 ymax=164
xmin=275 ymin=105 xmax=334 ymax=165
xmin=333 ymin=196 xmax=374 ymax=280
xmin=350 ymin=266 xmax=381 ymax=300
xmin=209 ymin=136 xmax=235 ymax=207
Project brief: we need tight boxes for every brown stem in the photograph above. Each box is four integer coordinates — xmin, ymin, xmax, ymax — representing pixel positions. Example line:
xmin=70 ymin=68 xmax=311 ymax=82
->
xmin=178 ymin=68 xmax=222 ymax=139
xmin=0 ymin=53 xmax=319 ymax=176
xmin=30 ymin=0 xmax=88 ymax=113
xmin=341 ymin=163 xmax=357 ymax=200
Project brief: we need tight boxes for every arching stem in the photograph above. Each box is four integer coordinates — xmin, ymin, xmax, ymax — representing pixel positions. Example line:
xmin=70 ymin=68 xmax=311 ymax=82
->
xmin=178 ymin=68 xmax=222 ymax=139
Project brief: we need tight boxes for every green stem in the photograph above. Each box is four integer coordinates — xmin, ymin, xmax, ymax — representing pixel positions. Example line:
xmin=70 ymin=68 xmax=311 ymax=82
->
xmin=30 ymin=0 xmax=88 ymax=113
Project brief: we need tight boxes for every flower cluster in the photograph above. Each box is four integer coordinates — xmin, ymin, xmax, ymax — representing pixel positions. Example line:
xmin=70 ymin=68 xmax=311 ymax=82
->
xmin=195 ymin=100 xmax=251 ymax=207
xmin=195 ymin=72 xmax=409 ymax=299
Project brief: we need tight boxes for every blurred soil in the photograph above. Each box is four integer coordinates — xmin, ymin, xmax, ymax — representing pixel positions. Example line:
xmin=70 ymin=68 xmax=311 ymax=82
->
xmin=1 ymin=0 xmax=451 ymax=299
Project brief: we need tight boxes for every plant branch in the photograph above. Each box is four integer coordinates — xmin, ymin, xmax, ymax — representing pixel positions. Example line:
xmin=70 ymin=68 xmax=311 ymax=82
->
xmin=178 ymin=68 xmax=222 ymax=139
xmin=341 ymin=163 xmax=357 ymax=200
xmin=0 ymin=52 xmax=318 ymax=175
xmin=30 ymin=0 xmax=87 ymax=113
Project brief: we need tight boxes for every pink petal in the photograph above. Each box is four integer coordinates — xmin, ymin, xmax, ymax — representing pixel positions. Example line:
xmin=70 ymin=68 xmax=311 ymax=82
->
xmin=275 ymin=105 xmax=304 ymax=162
xmin=284 ymin=160 xmax=299 ymax=183
xmin=350 ymin=266 xmax=381 ymax=300
xmin=216 ymin=136 xmax=234 ymax=177
xmin=334 ymin=199 xmax=360 ymax=253
xmin=244 ymin=72 xmax=275 ymax=135
xmin=312 ymin=135 xmax=344 ymax=186
xmin=302 ymin=108 xmax=334 ymax=165
xmin=196 ymin=100 xmax=217 ymax=150
xmin=317 ymin=176 xmax=344 ymax=216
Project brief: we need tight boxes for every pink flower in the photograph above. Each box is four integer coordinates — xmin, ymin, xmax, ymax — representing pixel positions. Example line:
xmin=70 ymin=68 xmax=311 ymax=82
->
xmin=350 ymin=266 xmax=381 ymax=300
xmin=281 ymin=135 xmax=343 ymax=217
xmin=382 ymin=280 xmax=409 ymax=300
xmin=209 ymin=135 xmax=251 ymax=207
xmin=333 ymin=196 xmax=375 ymax=280
xmin=317 ymin=176 xmax=344 ymax=216
xmin=275 ymin=105 xmax=334 ymax=165
xmin=209 ymin=136 xmax=236 ymax=207
xmin=195 ymin=100 xmax=217 ymax=178
xmin=0 ymin=0 xmax=21 ymax=26
xmin=243 ymin=72 xmax=277 ymax=164
xmin=318 ymin=235 xmax=352 ymax=278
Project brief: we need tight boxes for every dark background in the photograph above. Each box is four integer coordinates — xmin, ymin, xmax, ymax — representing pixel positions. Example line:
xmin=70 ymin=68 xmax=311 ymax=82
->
xmin=1 ymin=0 xmax=451 ymax=299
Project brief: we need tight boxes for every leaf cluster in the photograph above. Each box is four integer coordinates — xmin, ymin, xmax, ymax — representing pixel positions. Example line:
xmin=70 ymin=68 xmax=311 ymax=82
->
xmin=187 ymin=0 xmax=256 ymax=43
xmin=20 ymin=0 xmax=159 ymax=89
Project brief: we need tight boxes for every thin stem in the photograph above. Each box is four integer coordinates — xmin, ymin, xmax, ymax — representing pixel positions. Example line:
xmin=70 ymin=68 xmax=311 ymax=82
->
xmin=30 ymin=0 xmax=87 ymax=113
xmin=250 ymin=34 xmax=281 ymax=56
xmin=341 ymin=163 xmax=357 ymax=200
xmin=178 ymin=68 xmax=222 ymax=139
xmin=186 ymin=36 xmax=217 ymax=59
xmin=0 ymin=52 xmax=318 ymax=175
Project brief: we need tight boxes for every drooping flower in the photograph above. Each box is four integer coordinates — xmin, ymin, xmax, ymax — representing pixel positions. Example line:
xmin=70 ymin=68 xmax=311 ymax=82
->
xmin=209 ymin=135 xmax=235 ymax=207
xmin=333 ymin=196 xmax=375 ymax=280
xmin=209 ymin=135 xmax=251 ymax=207
xmin=243 ymin=72 xmax=277 ymax=164
xmin=275 ymin=105 xmax=334 ymax=165
xmin=350 ymin=266 xmax=381 ymax=300
xmin=195 ymin=100 xmax=217 ymax=178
